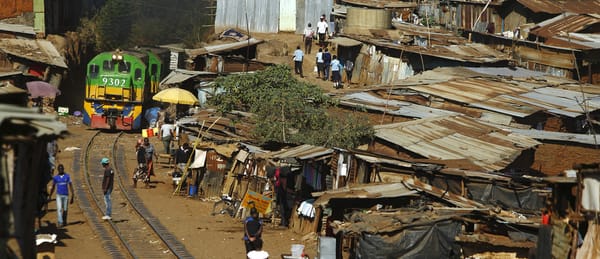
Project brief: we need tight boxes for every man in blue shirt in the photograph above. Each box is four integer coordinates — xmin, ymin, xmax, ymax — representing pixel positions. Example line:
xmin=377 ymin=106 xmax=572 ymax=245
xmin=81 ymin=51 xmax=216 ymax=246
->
xmin=48 ymin=164 xmax=74 ymax=227
xmin=293 ymin=46 xmax=304 ymax=78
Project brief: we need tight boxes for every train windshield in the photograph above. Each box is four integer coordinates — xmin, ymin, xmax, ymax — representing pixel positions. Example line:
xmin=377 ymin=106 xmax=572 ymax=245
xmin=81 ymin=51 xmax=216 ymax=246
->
xmin=89 ymin=64 xmax=99 ymax=78
xmin=103 ymin=60 xmax=114 ymax=71
xmin=118 ymin=61 xmax=131 ymax=73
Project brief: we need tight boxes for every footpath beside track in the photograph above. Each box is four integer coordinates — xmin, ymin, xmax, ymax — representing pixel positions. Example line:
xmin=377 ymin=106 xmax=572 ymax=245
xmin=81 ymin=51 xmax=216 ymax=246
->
xmin=71 ymin=131 xmax=192 ymax=258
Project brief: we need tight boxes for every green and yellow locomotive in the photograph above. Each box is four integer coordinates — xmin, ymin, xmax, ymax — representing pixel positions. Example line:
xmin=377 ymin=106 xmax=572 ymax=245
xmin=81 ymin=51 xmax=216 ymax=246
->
xmin=83 ymin=48 xmax=169 ymax=130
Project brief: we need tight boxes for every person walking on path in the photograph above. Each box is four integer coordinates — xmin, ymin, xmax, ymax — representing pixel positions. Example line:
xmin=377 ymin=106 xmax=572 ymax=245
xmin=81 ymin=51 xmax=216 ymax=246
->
xmin=303 ymin=23 xmax=315 ymax=54
xmin=48 ymin=164 xmax=74 ymax=227
xmin=160 ymin=118 xmax=176 ymax=155
xmin=101 ymin=158 xmax=114 ymax=220
xmin=143 ymin=137 xmax=159 ymax=176
xmin=317 ymin=15 xmax=328 ymax=47
xmin=331 ymin=55 xmax=342 ymax=89
xmin=322 ymin=48 xmax=332 ymax=81
xmin=293 ymin=46 xmax=304 ymax=78
xmin=316 ymin=48 xmax=324 ymax=79
xmin=345 ymin=58 xmax=354 ymax=83
xmin=243 ymin=207 xmax=263 ymax=253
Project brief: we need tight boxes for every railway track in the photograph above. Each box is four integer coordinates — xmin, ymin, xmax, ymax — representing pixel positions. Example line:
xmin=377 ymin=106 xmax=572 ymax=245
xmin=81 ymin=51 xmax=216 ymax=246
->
xmin=71 ymin=131 xmax=192 ymax=258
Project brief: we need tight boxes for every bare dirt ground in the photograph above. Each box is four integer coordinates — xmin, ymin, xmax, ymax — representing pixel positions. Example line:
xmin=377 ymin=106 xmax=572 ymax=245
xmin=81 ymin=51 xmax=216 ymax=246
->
xmin=42 ymin=117 xmax=317 ymax=259
xmin=38 ymin=32 xmax=600 ymax=259
xmin=38 ymin=32 xmax=332 ymax=259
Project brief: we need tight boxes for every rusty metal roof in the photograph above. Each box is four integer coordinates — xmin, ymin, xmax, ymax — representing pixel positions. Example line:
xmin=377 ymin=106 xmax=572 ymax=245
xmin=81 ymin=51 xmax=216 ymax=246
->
xmin=407 ymin=77 xmax=600 ymax=118
xmin=313 ymin=182 xmax=418 ymax=206
xmin=185 ymin=38 xmax=263 ymax=58
xmin=267 ymin=144 xmax=334 ymax=160
xmin=347 ymin=32 xmax=509 ymax=63
xmin=0 ymin=81 xmax=26 ymax=95
xmin=339 ymin=92 xmax=460 ymax=119
xmin=529 ymin=13 xmax=600 ymax=40
xmin=314 ymin=178 xmax=486 ymax=208
xmin=0 ymin=104 xmax=67 ymax=139
xmin=374 ymin=115 xmax=540 ymax=172
xmin=516 ymin=0 xmax=600 ymax=14
xmin=0 ymin=39 xmax=67 ymax=68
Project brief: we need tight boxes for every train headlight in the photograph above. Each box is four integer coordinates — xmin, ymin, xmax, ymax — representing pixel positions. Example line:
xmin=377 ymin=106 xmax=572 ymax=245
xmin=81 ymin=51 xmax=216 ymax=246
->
xmin=112 ymin=54 xmax=117 ymax=60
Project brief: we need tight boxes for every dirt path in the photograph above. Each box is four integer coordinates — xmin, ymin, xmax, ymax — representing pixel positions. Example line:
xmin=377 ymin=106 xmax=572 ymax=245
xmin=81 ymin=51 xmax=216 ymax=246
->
xmin=42 ymin=117 xmax=317 ymax=258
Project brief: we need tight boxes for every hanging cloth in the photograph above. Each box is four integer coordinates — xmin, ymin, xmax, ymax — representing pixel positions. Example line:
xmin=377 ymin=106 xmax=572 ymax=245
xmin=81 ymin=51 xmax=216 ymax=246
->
xmin=189 ymin=149 xmax=207 ymax=169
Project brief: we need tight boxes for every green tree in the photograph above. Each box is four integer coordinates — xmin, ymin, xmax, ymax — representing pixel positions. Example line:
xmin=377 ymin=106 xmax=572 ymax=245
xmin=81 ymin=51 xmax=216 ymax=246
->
xmin=95 ymin=0 xmax=133 ymax=50
xmin=210 ymin=65 xmax=373 ymax=149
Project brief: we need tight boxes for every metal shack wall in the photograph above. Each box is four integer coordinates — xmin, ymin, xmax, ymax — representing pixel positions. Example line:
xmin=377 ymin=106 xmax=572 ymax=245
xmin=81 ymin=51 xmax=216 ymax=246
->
xmin=215 ymin=0 xmax=280 ymax=33
xmin=279 ymin=0 xmax=296 ymax=32
xmin=296 ymin=0 xmax=332 ymax=34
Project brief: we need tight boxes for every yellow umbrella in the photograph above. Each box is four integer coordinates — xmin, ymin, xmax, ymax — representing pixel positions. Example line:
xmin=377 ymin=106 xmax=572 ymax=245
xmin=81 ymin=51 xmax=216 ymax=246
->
xmin=152 ymin=87 xmax=199 ymax=105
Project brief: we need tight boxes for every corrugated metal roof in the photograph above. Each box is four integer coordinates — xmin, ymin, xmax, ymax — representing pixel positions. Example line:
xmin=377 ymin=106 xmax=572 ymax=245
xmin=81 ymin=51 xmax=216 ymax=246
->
xmin=548 ymin=32 xmax=600 ymax=49
xmin=267 ymin=144 xmax=334 ymax=160
xmin=530 ymin=14 xmax=600 ymax=40
xmin=0 ymin=104 xmax=67 ymax=138
xmin=440 ymin=168 xmax=512 ymax=181
xmin=342 ymin=0 xmax=418 ymax=8
xmin=516 ymin=0 xmax=600 ymax=14
xmin=0 ymin=82 xmax=26 ymax=95
xmin=313 ymin=182 xmax=418 ymax=206
xmin=0 ymin=39 xmax=67 ymax=68
xmin=408 ymin=78 xmax=600 ymax=118
xmin=185 ymin=38 xmax=263 ymax=58
xmin=0 ymin=71 xmax=22 ymax=77
xmin=160 ymin=69 xmax=216 ymax=86
xmin=354 ymin=153 xmax=413 ymax=168
xmin=339 ymin=92 xmax=460 ymax=119
xmin=505 ymin=128 xmax=600 ymax=145
xmin=374 ymin=115 xmax=540 ymax=172
xmin=314 ymin=178 xmax=485 ymax=208
xmin=0 ymin=22 xmax=35 ymax=35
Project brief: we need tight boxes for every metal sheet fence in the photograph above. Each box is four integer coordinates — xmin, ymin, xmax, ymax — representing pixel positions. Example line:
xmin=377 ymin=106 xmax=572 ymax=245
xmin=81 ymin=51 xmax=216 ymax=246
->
xmin=215 ymin=0 xmax=331 ymax=34
xmin=216 ymin=0 xmax=280 ymax=33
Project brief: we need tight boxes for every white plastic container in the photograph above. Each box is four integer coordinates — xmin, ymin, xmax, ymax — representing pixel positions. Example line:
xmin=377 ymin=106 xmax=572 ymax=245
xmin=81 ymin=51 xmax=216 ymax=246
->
xmin=291 ymin=244 xmax=304 ymax=257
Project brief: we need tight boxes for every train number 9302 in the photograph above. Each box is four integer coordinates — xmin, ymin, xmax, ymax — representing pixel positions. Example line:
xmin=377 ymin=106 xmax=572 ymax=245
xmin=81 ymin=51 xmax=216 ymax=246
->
xmin=101 ymin=77 xmax=127 ymax=87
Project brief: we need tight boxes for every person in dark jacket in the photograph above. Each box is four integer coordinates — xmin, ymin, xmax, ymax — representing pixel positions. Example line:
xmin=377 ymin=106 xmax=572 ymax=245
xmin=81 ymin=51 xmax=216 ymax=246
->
xmin=101 ymin=158 xmax=114 ymax=220
xmin=175 ymin=142 xmax=193 ymax=176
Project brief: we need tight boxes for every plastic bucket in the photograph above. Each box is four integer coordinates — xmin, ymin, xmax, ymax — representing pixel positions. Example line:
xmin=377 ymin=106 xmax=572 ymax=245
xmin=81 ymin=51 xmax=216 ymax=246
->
xmin=189 ymin=185 xmax=198 ymax=196
xmin=291 ymin=244 xmax=304 ymax=257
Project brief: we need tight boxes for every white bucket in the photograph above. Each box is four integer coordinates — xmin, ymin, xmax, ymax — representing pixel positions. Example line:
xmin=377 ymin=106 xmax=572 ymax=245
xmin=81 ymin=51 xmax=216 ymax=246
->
xmin=291 ymin=244 xmax=304 ymax=257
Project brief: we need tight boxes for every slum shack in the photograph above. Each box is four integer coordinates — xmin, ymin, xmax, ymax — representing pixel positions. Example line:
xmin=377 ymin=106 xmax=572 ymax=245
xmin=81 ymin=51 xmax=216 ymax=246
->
xmin=0 ymin=85 xmax=67 ymax=258
xmin=313 ymin=178 xmax=539 ymax=258
xmin=523 ymin=163 xmax=600 ymax=259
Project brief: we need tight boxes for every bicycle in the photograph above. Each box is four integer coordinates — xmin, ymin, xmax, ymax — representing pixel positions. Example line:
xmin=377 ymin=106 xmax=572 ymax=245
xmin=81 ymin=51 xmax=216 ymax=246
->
xmin=132 ymin=163 xmax=150 ymax=188
xmin=211 ymin=194 xmax=242 ymax=217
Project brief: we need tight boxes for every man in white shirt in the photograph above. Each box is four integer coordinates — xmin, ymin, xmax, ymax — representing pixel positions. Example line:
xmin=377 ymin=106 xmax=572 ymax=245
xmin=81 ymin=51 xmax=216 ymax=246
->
xmin=160 ymin=119 xmax=176 ymax=155
xmin=316 ymin=15 xmax=328 ymax=47
xmin=303 ymin=23 xmax=314 ymax=54
xmin=315 ymin=48 xmax=324 ymax=79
